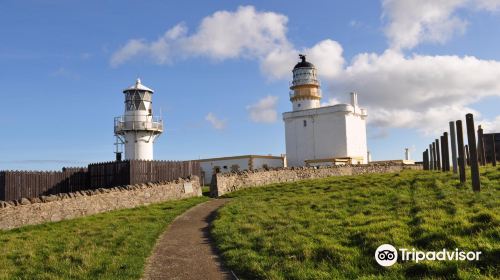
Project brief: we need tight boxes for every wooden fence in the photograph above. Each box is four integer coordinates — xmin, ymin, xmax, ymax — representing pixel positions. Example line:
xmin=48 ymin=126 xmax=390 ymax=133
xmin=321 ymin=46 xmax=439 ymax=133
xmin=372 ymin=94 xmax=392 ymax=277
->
xmin=88 ymin=160 xmax=200 ymax=188
xmin=0 ymin=168 xmax=88 ymax=201
xmin=1 ymin=160 xmax=201 ymax=201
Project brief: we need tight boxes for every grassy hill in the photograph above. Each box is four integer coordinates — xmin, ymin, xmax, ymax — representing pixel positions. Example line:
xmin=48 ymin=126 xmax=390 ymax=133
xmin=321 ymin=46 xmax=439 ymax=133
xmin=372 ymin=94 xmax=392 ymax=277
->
xmin=0 ymin=196 xmax=209 ymax=280
xmin=212 ymin=167 xmax=500 ymax=279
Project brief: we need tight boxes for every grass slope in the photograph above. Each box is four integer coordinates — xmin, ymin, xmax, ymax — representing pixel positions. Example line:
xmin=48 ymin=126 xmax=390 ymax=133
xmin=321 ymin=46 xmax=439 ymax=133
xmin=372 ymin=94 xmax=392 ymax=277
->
xmin=0 ymin=196 xmax=209 ymax=280
xmin=212 ymin=167 xmax=500 ymax=279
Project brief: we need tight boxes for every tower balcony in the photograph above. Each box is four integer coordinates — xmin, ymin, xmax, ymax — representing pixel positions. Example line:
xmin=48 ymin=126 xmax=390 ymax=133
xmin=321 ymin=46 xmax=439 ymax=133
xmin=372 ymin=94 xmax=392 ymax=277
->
xmin=114 ymin=116 xmax=163 ymax=134
xmin=290 ymin=78 xmax=320 ymax=88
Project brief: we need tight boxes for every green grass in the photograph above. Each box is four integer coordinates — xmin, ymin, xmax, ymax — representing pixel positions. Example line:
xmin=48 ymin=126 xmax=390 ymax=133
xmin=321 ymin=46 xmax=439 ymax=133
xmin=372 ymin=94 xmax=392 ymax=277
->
xmin=0 ymin=196 xmax=209 ymax=280
xmin=212 ymin=167 xmax=500 ymax=279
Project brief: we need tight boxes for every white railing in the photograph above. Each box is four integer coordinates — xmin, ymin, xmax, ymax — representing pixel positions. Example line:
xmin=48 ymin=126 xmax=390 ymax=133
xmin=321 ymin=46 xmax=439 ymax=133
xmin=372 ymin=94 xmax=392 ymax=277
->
xmin=290 ymin=79 xmax=320 ymax=87
xmin=114 ymin=116 xmax=163 ymax=133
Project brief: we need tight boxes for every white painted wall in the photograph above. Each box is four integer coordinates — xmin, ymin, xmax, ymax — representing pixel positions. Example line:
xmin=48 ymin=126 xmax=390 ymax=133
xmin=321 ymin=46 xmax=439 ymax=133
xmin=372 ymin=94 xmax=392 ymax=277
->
xmin=252 ymin=157 xmax=284 ymax=169
xmin=200 ymin=158 xmax=250 ymax=184
xmin=284 ymin=103 xmax=368 ymax=166
xmin=124 ymin=132 xmax=159 ymax=160
xmin=345 ymin=113 xmax=368 ymax=164
xmin=292 ymin=99 xmax=320 ymax=111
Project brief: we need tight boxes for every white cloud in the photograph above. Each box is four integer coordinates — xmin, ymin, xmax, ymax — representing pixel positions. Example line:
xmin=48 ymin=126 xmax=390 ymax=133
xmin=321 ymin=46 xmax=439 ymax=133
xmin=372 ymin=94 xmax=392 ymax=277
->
xmin=305 ymin=40 xmax=345 ymax=79
xmin=382 ymin=0 xmax=468 ymax=50
xmin=110 ymin=6 xmax=291 ymax=67
xmin=475 ymin=0 xmax=500 ymax=11
xmin=110 ymin=39 xmax=148 ymax=67
xmin=205 ymin=113 xmax=226 ymax=130
xmin=331 ymin=50 xmax=500 ymax=134
xmin=321 ymin=97 xmax=341 ymax=106
xmin=382 ymin=0 xmax=500 ymax=50
xmin=260 ymin=39 xmax=344 ymax=80
xmin=111 ymin=3 xmax=500 ymax=136
xmin=110 ymin=6 xmax=345 ymax=81
xmin=247 ymin=95 xmax=279 ymax=123
xmin=480 ymin=115 xmax=500 ymax=132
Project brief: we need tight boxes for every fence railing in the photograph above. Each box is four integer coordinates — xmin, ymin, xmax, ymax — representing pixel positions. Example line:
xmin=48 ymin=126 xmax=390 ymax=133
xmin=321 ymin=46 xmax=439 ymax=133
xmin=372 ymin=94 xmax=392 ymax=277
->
xmin=114 ymin=116 xmax=163 ymax=133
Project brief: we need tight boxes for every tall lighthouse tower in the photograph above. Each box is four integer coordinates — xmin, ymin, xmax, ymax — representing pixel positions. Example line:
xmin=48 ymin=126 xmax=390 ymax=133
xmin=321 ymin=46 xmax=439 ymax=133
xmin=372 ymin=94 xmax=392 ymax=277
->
xmin=289 ymin=54 xmax=322 ymax=111
xmin=283 ymin=55 xmax=368 ymax=167
xmin=114 ymin=78 xmax=163 ymax=160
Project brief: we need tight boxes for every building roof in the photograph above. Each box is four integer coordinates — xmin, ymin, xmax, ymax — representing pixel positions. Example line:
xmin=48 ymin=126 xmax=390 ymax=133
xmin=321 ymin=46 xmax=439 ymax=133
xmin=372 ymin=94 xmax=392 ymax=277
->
xmin=123 ymin=78 xmax=154 ymax=93
xmin=293 ymin=54 xmax=315 ymax=69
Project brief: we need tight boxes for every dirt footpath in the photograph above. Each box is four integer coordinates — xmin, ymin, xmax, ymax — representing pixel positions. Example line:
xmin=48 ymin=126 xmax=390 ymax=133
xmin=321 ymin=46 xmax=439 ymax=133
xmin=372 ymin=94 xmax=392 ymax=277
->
xmin=143 ymin=199 xmax=235 ymax=280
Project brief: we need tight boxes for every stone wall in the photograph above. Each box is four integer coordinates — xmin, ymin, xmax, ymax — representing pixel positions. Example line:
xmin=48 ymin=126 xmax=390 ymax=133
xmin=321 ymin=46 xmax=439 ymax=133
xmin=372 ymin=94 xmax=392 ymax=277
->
xmin=0 ymin=177 xmax=201 ymax=230
xmin=210 ymin=164 xmax=422 ymax=197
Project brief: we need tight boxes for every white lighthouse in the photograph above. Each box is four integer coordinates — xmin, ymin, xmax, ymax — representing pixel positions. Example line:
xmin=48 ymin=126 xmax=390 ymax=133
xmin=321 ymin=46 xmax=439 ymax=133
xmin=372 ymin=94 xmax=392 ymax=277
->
xmin=114 ymin=78 xmax=163 ymax=160
xmin=283 ymin=55 xmax=368 ymax=167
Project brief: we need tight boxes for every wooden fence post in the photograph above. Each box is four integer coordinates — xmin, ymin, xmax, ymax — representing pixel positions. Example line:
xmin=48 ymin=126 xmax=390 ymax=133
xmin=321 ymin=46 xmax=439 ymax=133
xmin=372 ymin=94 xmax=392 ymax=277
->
xmin=432 ymin=142 xmax=438 ymax=170
xmin=456 ymin=120 xmax=466 ymax=183
xmin=435 ymin=139 xmax=441 ymax=171
xmin=429 ymin=144 xmax=434 ymax=170
xmin=445 ymin=132 xmax=451 ymax=171
xmin=477 ymin=125 xmax=486 ymax=166
xmin=465 ymin=145 xmax=470 ymax=166
xmin=466 ymin=113 xmax=481 ymax=192
xmin=449 ymin=121 xmax=458 ymax=173
xmin=440 ymin=135 xmax=446 ymax=172
xmin=423 ymin=150 xmax=428 ymax=170
xmin=493 ymin=134 xmax=497 ymax=167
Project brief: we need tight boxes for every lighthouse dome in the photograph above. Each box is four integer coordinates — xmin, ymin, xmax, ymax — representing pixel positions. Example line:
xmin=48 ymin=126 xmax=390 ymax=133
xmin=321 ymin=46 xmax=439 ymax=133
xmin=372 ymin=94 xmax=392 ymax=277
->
xmin=123 ymin=78 xmax=154 ymax=93
xmin=293 ymin=54 xmax=315 ymax=69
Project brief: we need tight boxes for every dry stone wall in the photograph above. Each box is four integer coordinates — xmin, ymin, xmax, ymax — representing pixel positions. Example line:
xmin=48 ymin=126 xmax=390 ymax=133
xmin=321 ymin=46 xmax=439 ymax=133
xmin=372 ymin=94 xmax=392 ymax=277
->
xmin=0 ymin=177 xmax=201 ymax=230
xmin=211 ymin=164 xmax=422 ymax=197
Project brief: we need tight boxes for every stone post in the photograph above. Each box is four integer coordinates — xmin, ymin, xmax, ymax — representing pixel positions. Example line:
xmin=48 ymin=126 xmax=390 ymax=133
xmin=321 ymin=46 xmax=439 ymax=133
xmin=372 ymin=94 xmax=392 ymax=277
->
xmin=466 ymin=113 xmax=481 ymax=192
xmin=456 ymin=120 xmax=466 ymax=183
xmin=449 ymin=121 xmax=458 ymax=173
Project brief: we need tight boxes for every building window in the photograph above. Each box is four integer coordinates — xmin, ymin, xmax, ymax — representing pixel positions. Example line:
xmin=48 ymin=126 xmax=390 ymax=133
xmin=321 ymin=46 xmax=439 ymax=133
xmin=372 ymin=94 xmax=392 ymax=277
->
xmin=223 ymin=166 xmax=228 ymax=169
xmin=303 ymin=120 xmax=307 ymax=127
xmin=298 ymin=103 xmax=301 ymax=107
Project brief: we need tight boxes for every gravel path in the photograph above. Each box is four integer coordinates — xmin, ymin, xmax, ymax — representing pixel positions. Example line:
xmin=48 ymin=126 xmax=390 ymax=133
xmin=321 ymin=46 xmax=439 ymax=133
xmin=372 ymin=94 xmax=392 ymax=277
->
xmin=143 ymin=199 xmax=235 ymax=280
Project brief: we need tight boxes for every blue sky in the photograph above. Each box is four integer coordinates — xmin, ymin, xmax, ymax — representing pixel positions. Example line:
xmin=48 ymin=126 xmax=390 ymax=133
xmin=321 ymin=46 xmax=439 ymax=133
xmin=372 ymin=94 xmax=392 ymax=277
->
xmin=1 ymin=0 xmax=500 ymax=170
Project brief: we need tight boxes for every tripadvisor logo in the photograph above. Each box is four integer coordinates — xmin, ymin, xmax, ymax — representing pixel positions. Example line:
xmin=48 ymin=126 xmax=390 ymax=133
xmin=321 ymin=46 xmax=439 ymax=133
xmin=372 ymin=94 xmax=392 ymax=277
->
xmin=375 ymin=244 xmax=482 ymax=267
xmin=375 ymin=244 xmax=398 ymax=266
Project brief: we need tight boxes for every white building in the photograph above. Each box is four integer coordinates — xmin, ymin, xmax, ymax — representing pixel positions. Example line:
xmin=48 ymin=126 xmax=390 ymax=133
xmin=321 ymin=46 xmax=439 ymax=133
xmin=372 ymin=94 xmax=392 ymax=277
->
xmin=199 ymin=155 xmax=285 ymax=184
xmin=114 ymin=79 xmax=163 ymax=160
xmin=283 ymin=55 xmax=368 ymax=167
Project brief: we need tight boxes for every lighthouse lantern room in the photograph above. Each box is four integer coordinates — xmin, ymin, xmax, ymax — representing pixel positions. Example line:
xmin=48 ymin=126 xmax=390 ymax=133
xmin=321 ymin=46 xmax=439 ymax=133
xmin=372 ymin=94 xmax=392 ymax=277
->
xmin=114 ymin=78 xmax=163 ymax=160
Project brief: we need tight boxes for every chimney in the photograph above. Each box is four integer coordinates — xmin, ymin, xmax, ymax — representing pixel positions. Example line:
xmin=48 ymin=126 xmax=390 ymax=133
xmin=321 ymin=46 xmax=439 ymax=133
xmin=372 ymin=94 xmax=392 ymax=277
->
xmin=350 ymin=92 xmax=358 ymax=107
